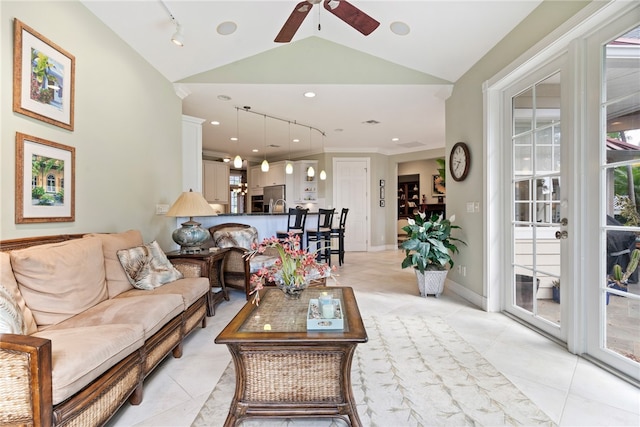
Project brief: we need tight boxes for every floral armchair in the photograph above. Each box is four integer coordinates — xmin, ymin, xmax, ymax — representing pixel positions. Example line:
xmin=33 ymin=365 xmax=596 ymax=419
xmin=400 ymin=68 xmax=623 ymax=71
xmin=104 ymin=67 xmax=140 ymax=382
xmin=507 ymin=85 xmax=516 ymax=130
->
xmin=206 ymin=223 xmax=278 ymax=300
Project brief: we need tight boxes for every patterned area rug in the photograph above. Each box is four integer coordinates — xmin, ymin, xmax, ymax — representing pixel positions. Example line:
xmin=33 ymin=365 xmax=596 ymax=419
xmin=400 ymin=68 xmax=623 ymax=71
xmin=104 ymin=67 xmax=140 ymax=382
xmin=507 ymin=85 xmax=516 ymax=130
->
xmin=192 ymin=316 xmax=555 ymax=426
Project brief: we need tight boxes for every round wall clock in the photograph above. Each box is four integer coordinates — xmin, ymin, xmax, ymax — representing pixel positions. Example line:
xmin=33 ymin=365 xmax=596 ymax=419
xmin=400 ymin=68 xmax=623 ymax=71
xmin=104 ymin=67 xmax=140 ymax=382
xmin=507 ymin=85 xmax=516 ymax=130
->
xmin=449 ymin=142 xmax=470 ymax=182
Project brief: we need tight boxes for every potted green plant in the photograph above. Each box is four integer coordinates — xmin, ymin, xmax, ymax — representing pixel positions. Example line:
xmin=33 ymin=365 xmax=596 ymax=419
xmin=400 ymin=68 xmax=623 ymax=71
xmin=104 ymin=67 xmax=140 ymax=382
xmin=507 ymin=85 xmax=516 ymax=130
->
xmin=551 ymin=279 xmax=560 ymax=303
xmin=401 ymin=211 xmax=466 ymax=297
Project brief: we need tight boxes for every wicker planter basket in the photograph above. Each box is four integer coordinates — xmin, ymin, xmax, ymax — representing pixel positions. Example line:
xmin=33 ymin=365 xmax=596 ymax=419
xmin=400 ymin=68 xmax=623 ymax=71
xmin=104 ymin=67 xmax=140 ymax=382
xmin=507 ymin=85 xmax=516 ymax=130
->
xmin=415 ymin=269 xmax=448 ymax=298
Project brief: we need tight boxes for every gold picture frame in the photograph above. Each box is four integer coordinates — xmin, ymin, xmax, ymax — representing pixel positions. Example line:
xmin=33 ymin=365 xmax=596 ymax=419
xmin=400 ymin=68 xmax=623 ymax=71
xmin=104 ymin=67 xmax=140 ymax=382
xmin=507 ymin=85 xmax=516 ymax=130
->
xmin=13 ymin=19 xmax=75 ymax=130
xmin=16 ymin=132 xmax=75 ymax=223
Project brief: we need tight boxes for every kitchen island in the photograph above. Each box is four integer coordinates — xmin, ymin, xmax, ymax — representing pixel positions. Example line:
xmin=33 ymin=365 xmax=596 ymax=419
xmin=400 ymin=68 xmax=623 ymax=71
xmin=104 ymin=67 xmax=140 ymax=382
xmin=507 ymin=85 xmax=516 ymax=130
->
xmin=195 ymin=212 xmax=322 ymax=240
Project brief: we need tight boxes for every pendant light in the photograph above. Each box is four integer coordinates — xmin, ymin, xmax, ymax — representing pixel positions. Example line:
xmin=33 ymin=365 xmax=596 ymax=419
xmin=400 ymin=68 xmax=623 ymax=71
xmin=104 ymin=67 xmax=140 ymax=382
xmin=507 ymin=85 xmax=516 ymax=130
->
xmin=233 ymin=155 xmax=242 ymax=169
xmin=261 ymin=115 xmax=269 ymax=172
xmin=285 ymin=121 xmax=293 ymax=174
xmin=233 ymin=107 xmax=242 ymax=169
xmin=307 ymin=126 xmax=315 ymax=178
xmin=319 ymin=133 xmax=327 ymax=180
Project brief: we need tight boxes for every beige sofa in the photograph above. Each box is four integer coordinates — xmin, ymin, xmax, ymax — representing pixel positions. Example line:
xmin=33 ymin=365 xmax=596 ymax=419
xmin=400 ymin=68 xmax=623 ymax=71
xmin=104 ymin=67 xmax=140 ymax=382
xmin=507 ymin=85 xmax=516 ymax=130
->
xmin=0 ymin=231 xmax=209 ymax=427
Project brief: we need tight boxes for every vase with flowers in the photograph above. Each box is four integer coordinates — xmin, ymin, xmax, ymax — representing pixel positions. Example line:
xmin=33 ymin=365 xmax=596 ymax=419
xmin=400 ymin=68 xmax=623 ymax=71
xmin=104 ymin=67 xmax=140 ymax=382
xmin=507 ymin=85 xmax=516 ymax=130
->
xmin=244 ymin=233 xmax=333 ymax=304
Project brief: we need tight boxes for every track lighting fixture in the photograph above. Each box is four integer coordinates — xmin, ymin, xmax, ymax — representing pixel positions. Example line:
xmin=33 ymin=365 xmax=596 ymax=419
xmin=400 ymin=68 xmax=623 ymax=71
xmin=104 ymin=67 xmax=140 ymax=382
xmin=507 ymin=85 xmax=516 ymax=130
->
xmin=160 ymin=1 xmax=184 ymax=47
xmin=171 ymin=23 xmax=184 ymax=46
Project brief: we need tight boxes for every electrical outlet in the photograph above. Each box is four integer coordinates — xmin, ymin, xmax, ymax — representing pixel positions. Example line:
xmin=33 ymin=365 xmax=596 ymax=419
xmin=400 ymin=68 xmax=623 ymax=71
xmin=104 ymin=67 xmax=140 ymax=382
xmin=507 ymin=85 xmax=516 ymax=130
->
xmin=462 ymin=266 xmax=467 ymax=276
xmin=155 ymin=204 xmax=169 ymax=215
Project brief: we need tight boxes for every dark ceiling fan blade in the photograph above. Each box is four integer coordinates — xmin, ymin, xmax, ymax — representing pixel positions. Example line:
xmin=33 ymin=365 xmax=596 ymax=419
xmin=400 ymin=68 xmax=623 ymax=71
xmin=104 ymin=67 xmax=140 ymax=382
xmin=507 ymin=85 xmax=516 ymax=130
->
xmin=275 ymin=1 xmax=315 ymax=43
xmin=323 ymin=0 xmax=380 ymax=36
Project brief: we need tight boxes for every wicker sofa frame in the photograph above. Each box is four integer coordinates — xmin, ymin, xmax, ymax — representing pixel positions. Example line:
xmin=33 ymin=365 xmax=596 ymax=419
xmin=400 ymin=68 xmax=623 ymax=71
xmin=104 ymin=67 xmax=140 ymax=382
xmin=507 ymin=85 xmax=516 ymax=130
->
xmin=0 ymin=234 xmax=208 ymax=427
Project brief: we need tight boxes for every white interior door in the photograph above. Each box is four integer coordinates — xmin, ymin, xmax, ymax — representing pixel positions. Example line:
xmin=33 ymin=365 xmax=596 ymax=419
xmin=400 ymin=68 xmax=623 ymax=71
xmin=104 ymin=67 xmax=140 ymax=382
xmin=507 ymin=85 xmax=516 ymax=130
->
xmin=333 ymin=158 xmax=369 ymax=252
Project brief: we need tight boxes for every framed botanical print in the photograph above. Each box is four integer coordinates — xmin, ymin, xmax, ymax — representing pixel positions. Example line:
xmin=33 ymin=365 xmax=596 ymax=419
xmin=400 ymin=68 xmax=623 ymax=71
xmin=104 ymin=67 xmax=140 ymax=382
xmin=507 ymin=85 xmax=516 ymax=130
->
xmin=15 ymin=132 xmax=75 ymax=223
xmin=13 ymin=19 xmax=75 ymax=130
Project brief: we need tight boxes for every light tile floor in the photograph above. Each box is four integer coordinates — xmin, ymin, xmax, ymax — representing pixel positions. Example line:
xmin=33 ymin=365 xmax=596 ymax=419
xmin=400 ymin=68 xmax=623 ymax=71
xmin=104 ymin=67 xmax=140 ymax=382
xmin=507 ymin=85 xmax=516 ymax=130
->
xmin=107 ymin=250 xmax=640 ymax=427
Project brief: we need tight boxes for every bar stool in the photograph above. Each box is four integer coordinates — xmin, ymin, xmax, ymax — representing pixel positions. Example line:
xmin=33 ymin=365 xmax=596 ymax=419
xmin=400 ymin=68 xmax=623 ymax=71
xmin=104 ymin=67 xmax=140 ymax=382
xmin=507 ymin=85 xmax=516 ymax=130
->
xmin=330 ymin=208 xmax=349 ymax=266
xmin=306 ymin=208 xmax=335 ymax=266
xmin=276 ymin=208 xmax=308 ymax=243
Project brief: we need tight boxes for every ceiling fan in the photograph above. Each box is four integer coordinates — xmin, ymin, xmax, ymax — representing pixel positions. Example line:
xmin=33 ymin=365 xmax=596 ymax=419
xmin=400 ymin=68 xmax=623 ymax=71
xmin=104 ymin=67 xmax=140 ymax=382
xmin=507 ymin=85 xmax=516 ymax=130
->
xmin=275 ymin=0 xmax=380 ymax=43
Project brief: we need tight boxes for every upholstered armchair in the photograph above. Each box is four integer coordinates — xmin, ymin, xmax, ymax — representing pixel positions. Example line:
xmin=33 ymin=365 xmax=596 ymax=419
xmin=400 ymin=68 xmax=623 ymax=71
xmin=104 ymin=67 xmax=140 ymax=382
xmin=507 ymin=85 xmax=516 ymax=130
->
xmin=207 ymin=223 xmax=278 ymax=300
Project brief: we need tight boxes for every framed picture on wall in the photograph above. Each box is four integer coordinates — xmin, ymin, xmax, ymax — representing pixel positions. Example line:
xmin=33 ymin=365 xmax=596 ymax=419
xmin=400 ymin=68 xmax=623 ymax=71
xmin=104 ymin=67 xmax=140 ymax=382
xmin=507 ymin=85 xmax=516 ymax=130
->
xmin=432 ymin=174 xmax=446 ymax=196
xmin=15 ymin=132 xmax=75 ymax=223
xmin=13 ymin=19 xmax=75 ymax=130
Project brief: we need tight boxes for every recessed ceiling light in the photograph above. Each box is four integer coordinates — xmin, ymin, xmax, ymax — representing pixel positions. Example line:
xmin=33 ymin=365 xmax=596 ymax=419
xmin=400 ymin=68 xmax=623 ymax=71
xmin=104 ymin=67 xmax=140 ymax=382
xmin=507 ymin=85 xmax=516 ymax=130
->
xmin=230 ymin=137 xmax=238 ymax=141
xmin=390 ymin=21 xmax=410 ymax=36
xmin=252 ymin=149 xmax=259 ymax=153
xmin=222 ymin=157 xmax=230 ymax=162
xmin=304 ymin=91 xmax=316 ymax=98
xmin=334 ymin=128 xmax=343 ymax=132
xmin=217 ymin=22 xmax=237 ymax=36
xmin=217 ymin=95 xmax=231 ymax=101
xmin=211 ymin=121 xmax=220 ymax=126
xmin=392 ymin=137 xmax=399 ymax=142
xmin=293 ymin=138 xmax=300 ymax=143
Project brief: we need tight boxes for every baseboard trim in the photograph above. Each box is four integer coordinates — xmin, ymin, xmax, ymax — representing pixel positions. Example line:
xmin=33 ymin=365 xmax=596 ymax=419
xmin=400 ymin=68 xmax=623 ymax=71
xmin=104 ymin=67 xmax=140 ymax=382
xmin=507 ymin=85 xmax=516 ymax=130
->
xmin=446 ymin=279 xmax=486 ymax=310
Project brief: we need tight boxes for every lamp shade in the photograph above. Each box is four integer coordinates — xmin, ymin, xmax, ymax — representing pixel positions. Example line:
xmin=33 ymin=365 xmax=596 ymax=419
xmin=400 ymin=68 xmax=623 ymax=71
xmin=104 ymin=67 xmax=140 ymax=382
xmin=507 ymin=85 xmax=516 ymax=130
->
xmin=166 ymin=189 xmax=216 ymax=218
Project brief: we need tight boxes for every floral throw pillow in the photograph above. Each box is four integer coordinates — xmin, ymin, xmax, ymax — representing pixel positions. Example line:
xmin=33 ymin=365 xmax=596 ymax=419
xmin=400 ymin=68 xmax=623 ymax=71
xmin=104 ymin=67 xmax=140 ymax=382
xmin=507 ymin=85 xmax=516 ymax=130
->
xmin=0 ymin=284 xmax=25 ymax=334
xmin=117 ymin=241 xmax=183 ymax=290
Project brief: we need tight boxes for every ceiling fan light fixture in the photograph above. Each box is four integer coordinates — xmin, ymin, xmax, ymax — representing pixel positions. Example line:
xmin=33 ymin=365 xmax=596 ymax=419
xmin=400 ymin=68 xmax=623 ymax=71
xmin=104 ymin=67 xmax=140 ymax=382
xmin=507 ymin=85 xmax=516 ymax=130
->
xmin=171 ymin=24 xmax=184 ymax=46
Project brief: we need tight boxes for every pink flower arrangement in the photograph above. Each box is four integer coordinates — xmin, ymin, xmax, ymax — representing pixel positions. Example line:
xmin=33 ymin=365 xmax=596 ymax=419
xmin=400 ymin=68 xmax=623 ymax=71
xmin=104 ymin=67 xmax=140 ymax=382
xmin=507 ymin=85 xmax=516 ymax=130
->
xmin=243 ymin=233 xmax=334 ymax=304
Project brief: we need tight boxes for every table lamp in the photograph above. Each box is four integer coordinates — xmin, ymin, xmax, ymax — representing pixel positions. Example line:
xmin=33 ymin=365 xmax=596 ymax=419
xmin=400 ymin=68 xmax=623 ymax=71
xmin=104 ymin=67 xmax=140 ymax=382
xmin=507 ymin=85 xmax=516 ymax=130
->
xmin=166 ymin=189 xmax=216 ymax=253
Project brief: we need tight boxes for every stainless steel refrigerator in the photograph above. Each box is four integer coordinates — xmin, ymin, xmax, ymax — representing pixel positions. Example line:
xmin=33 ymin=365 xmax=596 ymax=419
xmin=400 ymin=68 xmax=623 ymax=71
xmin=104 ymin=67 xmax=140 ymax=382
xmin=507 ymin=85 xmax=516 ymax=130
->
xmin=263 ymin=185 xmax=286 ymax=213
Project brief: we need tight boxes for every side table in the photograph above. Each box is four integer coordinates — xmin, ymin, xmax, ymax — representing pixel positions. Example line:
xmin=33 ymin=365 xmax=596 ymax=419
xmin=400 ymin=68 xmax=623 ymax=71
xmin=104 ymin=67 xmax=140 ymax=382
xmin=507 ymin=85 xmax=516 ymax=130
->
xmin=167 ymin=248 xmax=230 ymax=316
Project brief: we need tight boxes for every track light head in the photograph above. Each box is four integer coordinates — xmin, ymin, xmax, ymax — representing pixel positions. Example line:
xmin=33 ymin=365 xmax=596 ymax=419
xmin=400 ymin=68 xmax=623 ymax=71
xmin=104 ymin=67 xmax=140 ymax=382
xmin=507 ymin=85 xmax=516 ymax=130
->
xmin=171 ymin=24 xmax=184 ymax=47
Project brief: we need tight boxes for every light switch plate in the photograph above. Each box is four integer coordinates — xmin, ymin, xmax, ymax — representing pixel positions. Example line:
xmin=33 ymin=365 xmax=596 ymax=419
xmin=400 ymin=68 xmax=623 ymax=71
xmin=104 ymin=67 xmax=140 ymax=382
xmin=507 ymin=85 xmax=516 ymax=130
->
xmin=466 ymin=202 xmax=474 ymax=213
xmin=155 ymin=204 xmax=169 ymax=215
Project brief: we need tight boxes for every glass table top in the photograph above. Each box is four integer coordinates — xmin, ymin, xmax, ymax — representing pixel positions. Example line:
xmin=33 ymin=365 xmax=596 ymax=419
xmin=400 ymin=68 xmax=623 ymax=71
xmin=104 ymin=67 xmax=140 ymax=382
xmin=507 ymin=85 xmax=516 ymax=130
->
xmin=239 ymin=287 xmax=347 ymax=333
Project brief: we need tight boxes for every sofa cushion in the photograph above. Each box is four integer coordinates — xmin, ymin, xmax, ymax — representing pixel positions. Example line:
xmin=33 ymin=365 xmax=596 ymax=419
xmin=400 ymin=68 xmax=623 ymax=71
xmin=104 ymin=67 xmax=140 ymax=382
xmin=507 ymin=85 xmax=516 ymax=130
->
xmin=117 ymin=241 xmax=183 ymax=290
xmin=0 ymin=252 xmax=37 ymax=334
xmin=117 ymin=277 xmax=208 ymax=309
xmin=10 ymin=237 xmax=108 ymax=328
xmin=213 ymin=226 xmax=258 ymax=250
xmin=85 ymin=230 xmax=143 ymax=298
xmin=44 ymin=294 xmax=184 ymax=339
xmin=33 ymin=324 xmax=144 ymax=405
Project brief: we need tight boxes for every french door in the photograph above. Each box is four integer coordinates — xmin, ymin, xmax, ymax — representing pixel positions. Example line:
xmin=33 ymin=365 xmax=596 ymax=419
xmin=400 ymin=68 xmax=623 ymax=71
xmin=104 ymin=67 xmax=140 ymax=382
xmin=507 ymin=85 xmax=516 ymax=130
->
xmin=505 ymin=57 xmax=569 ymax=341
xmin=584 ymin=18 xmax=640 ymax=379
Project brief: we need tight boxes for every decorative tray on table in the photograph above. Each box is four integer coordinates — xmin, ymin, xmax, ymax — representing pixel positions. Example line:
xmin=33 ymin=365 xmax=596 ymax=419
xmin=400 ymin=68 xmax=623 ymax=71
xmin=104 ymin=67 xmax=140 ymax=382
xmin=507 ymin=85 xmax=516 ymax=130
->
xmin=307 ymin=298 xmax=344 ymax=330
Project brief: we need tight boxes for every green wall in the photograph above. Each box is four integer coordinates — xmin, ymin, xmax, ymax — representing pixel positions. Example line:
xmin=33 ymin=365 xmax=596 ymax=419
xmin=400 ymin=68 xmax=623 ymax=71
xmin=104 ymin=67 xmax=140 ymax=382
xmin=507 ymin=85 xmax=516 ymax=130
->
xmin=444 ymin=0 xmax=592 ymax=296
xmin=1 ymin=1 xmax=182 ymax=248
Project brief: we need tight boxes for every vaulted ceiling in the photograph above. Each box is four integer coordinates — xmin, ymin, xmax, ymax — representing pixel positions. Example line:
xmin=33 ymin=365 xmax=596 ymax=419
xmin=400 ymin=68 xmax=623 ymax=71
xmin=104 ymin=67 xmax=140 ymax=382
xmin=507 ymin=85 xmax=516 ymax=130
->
xmin=82 ymin=1 xmax=542 ymax=164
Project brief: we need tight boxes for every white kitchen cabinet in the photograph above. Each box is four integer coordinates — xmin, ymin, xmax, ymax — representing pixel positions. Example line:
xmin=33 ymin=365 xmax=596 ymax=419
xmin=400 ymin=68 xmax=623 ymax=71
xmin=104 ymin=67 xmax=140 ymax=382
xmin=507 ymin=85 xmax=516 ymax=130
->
xmin=264 ymin=162 xmax=286 ymax=186
xmin=203 ymin=160 xmax=230 ymax=204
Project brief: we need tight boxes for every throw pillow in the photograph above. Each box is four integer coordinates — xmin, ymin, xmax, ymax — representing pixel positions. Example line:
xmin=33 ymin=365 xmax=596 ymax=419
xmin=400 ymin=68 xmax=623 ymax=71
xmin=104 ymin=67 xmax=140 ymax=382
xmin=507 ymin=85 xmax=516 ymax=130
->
xmin=117 ymin=241 xmax=183 ymax=290
xmin=213 ymin=226 xmax=258 ymax=250
xmin=0 ymin=284 xmax=25 ymax=334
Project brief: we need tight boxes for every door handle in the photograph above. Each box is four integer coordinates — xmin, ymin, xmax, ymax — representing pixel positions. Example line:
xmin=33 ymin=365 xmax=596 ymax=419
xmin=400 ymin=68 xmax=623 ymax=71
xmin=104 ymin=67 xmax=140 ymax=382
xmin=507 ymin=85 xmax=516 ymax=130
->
xmin=555 ymin=230 xmax=568 ymax=239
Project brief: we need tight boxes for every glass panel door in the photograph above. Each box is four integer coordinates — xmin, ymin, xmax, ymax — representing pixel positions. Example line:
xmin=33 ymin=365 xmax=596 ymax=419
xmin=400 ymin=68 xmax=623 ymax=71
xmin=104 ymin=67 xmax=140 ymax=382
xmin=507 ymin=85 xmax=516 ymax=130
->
xmin=509 ymin=66 xmax=566 ymax=339
xmin=599 ymin=25 xmax=640 ymax=368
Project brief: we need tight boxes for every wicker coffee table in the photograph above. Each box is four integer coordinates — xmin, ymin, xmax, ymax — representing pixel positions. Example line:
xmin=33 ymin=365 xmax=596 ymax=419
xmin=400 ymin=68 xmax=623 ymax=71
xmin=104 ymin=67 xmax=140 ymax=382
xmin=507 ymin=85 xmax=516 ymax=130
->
xmin=215 ymin=286 xmax=367 ymax=426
